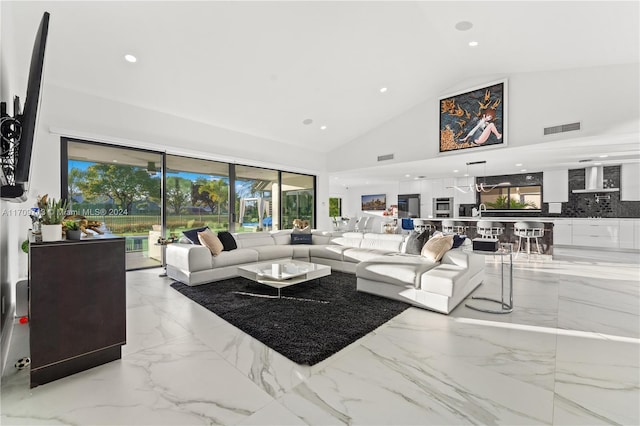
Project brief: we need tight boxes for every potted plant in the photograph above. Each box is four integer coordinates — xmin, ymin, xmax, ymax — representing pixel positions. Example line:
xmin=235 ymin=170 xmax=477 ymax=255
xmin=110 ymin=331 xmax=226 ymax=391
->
xmin=38 ymin=195 xmax=69 ymax=242
xmin=64 ymin=220 xmax=82 ymax=240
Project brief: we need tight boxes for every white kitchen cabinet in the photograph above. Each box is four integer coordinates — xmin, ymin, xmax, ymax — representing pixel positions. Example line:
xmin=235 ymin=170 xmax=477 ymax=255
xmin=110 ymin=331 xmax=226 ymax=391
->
xmin=619 ymin=220 xmax=635 ymax=249
xmin=621 ymin=163 xmax=640 ymax=201
xmin=553 ymin=220 xmax=573 ymax=245
xmin=543 ymin=169 xmax=569 ymax=202
xmin=571 ymin=220 xmax=620 ymax=248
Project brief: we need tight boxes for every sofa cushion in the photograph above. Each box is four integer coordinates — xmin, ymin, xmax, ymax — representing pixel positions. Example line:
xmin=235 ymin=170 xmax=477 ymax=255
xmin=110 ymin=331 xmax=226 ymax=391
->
xmin=291 ymin=245 xmax=312 ymax=259
xmin=252 ymin=245 xmax=294 ymax=261
xmin=217 ymin=231 xmax=237 ymax=251
xmin=182 ymin=226 xmax=209 ymax=244
xmin=343 ymin=248 xmax=395 ymax=263
xmin=271 ymin=230 xmax=293 ymax=245
xmin=361 ymin=233 xmax=404 ymax=252
xmin=308 ymin=245 xmax=351 ymax=261
xmin=311 ymin=232 xmax=333 ymax=245
xmin=421 ymin=234 xmax=454 ymax=262
xmin=234 ymin=233 xmax=275 ymax=248
xmin=210 ymin=248 xmax=259 ymax=268
xmin=198 ymin=229 xmax=224 ymax=256
xmin=420 ymin=264 xmax=467 ymax=297
xmin=356 ymin=254 xmax=438 ymax=287
xmin=331 ymin=232 xmax=364 ymax=248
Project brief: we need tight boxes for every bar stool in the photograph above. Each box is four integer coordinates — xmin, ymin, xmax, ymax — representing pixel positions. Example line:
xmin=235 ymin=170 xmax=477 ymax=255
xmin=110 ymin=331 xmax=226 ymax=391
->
xmin=401 ymin=218 xmax=414 ymax=234
xmin=476 ymin=220 xmax=505 ymax=240
xmin=442 ymin=219 xmax=466 ymax=235
xmin=514 ymin=221 xmax=545 ymax=258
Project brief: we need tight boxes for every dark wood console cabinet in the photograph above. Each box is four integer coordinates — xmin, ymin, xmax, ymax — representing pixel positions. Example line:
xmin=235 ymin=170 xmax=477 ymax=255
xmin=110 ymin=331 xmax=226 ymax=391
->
xmin=29 ymin=237 xmax=126 ymax=387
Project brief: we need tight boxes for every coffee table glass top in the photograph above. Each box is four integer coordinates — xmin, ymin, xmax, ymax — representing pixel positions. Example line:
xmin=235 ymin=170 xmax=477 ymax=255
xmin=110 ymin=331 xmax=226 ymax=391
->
xmin=240 ymin=260 xmax=327 ymax=281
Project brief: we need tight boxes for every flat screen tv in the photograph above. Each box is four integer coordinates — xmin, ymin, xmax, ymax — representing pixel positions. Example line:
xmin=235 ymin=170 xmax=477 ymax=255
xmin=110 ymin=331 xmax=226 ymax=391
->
xmin=0 ymin=11 xmax=49 ymax=201
xmin=16 ymin=12 xmax=50 ymax=183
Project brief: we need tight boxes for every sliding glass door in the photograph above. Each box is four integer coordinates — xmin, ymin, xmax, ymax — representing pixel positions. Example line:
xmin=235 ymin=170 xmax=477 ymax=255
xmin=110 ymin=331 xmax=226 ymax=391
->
xmin=64 ymin=139 xmax=163 ymax=270
xmin=281 ymin=172 xmax=315 ymax=229
xmin=234 ymin=165 xmax=278 ymax=232
xmin=165 ymin=155 xmax=230 ymax=236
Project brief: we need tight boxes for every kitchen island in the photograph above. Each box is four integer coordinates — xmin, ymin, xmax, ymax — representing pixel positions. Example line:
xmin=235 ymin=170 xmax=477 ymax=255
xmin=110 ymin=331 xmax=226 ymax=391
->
xmin=416 ymin=218 xmax=555 ymax=257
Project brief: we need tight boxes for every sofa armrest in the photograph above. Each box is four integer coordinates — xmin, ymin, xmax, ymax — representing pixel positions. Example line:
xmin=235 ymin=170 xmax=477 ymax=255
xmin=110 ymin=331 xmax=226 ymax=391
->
xmin=166 ymin=243 xmax=212 ymax=273
xmin=442 ymin=249 xmax=485 ymax=272
xmin=441 ymin=249 xmax=470 ymax=268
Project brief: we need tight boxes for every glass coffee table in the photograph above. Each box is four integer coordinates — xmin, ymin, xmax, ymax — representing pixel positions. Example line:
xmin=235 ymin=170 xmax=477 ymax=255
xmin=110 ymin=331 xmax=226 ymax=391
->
xmin=237 ymin=260 xmax=331 ymax=298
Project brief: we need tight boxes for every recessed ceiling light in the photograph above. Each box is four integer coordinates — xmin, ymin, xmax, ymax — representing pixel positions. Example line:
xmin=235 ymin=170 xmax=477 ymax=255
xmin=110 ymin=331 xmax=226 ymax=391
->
xmin=320 ymin=125 xmax=327 ymax=130
xmin=405 ymin=174 xmax=410 ymax=178
xmin=463 ymin=173 xmax=469 ymax=177
xmin=594 ymin=162 xmax=602 ymax=165
xmin=124 ymin=54 xmax=137 ymax=63
xmin=515 ymin=163 xmax=523 ymax=166
xmin=468 ymin=41 xmax=479 ymax=47
xmin=453 ymin=169 xmax=459 ymax=173
xmin=455 ymin=21 xmax=473 ymax=31
xmin=112 ymin=160 xmax=118 ymax=163
xmin=380 ymin=87 xmax=388 ymax=93
xmin=302 ymin=118 xmax=313 ymax=125
xmin=599 ymin=154 xmax=609 ymax=158
xmin=520 ymin=169 xmax=527 ymax=172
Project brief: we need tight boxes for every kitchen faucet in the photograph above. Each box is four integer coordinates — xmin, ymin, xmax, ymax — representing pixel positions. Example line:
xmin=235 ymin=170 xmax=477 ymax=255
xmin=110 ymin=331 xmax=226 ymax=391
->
xmin=478 ymin=203 xmax=487 ymax=218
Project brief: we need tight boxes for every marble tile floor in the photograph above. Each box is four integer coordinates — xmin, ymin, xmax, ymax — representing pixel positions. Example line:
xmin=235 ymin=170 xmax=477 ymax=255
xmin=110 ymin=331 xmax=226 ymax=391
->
xmin=2 ymin=248 xmax=639 ymax=425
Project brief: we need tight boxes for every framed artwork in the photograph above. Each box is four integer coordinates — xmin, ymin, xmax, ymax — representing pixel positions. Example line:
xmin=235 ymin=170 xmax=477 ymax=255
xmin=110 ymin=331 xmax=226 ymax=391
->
xmin=361 ymin=194 xmax=386 ymax=211
xmin=439 ymin=80 xmax=507 ymax=153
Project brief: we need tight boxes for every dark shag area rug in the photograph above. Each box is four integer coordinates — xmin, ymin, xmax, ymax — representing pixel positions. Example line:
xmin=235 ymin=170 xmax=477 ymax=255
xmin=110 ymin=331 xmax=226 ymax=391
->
xmin=170 ymin=271 xmax=410 ymax=365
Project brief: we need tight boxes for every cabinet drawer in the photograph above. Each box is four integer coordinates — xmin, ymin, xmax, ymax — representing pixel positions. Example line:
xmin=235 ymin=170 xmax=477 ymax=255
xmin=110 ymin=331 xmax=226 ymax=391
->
xmin=572 ymin=223 xmax=619 ymax=239
xmin=571 ymin=235 xmax=618 ymax=248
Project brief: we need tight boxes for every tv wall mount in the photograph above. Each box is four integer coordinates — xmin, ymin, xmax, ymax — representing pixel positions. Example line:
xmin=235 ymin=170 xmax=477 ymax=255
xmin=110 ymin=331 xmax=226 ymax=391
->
xmin=0 ymin=98 xmax=23 ymax=188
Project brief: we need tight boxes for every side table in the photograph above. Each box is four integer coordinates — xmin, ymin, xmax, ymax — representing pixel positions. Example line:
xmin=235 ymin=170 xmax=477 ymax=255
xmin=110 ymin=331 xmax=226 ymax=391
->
xmin=465 ymin=243 xmax=513 ymax=314
xmin=155 ymin=238 xmax=175 ymax=277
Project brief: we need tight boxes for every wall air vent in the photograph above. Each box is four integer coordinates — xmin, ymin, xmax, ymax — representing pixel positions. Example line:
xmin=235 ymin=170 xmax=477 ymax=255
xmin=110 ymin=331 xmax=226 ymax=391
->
xmin=544 ymin=122 xmax=581 ymax=136
xmin=377 ymin=154 xmax=394 ymax=162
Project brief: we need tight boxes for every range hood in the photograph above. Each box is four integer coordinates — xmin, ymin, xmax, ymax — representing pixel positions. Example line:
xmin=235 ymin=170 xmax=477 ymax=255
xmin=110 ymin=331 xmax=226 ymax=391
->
xmin=572 ymin=166 xmax=619 ymax=193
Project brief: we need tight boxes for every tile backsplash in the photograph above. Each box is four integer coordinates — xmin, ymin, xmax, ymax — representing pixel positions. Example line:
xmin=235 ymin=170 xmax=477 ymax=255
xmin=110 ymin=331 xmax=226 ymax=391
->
xmin=563 ymin=166 xmax=639 ymax=218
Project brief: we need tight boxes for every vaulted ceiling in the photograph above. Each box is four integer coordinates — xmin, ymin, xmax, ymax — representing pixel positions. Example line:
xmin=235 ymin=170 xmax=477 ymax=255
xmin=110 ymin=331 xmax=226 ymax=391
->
xmin=3 ymin=1 xmax=639 ymax=185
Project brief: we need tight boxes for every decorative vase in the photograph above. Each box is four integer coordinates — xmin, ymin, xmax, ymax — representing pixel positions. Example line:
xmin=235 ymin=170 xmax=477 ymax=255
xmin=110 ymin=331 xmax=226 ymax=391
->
xmin=66 ymin=229 xmax=82 ymax=240
xmin=41 ymin=224 xmax=63 ymax=242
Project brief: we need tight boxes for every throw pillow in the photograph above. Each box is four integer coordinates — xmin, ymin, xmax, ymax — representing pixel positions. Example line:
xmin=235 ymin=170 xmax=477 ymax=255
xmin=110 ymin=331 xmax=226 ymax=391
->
xmin=217 ymin=231 xmax=237 ymax=251
xmin=292 ymin=226 xmax=311 ymax=234
xmin=405 ymin=230 xmax=429 ymax=255
xmin=421 ymin=234 xmax=454 ymax=262
xmin=182 ymin=226 xmax=209 ymax=244
xmin=291 ymin=233 xmax=312 ymax=245
xmin=198 ymin=229 xmax=224 ymax=256
xmin=452 ymin=235 xmax=467 ymax=249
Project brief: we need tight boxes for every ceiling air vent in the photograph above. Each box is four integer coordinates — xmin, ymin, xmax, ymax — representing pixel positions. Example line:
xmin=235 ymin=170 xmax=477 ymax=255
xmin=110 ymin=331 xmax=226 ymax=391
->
xmin=377 ymin=153 xmax=394 ymax=162
xmin=544 ymin=122 xmax=581 ymax=136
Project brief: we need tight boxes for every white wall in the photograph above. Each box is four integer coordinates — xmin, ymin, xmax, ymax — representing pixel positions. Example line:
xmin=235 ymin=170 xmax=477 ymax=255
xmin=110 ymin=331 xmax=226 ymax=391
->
xmin=327 ymin=63 xmax=640 ymax=173
xmin=28 ymin=84 xmax=330 ymax=223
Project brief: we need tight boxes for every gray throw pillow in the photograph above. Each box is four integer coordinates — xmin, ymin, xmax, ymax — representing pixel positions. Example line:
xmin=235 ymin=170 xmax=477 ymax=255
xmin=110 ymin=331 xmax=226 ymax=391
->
xmin=406 ymin=230 xmax=430 ymax=255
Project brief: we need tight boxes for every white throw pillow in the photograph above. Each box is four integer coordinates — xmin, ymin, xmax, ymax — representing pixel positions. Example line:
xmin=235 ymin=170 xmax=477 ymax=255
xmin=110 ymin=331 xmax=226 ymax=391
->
xmin=421 ymin=234 xmax=453 ymax=262
xmin=198 ymin=229 xmax=224 ymax=256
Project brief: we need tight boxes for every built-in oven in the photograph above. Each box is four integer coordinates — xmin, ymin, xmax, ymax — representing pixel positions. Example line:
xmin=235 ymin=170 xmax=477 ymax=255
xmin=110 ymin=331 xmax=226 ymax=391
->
xmin=432 ymin=197 xmax=454 ymax=218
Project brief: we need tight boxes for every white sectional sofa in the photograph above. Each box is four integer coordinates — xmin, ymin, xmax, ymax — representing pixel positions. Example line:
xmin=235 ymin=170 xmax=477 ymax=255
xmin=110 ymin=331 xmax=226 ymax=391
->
xmin=166 ymin=230 xmax=485 ymax=314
